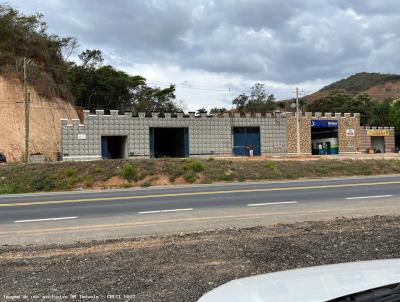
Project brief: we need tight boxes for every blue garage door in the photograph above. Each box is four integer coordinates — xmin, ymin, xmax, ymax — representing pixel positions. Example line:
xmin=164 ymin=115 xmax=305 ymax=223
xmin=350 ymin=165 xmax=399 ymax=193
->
xmin=232 ymin=127 xmax=261 ymax=156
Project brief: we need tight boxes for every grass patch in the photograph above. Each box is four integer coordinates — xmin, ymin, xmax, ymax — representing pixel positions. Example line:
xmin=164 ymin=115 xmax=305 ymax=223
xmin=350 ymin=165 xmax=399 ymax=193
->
xmin=83 ymin=176 xmax=94 ymax=187
xmin=120 ymin=163 xmax=138 ymax=182
xmin=264 ymin=161 xmax=276 ymax=170
xmin=182 ymin=159 xmax=206 ymax=183
xmin=65 ymin=168 xmax=78 ymax=177
xmin=31 ymin=176 xmax=56 ymax=191
xmin=94 ymin=167 xmax=105 ymax=173
xmin=184 ymin=160 xmax=206 ymax=173
xmin=0 ymin=184 xmax=16 ymax=194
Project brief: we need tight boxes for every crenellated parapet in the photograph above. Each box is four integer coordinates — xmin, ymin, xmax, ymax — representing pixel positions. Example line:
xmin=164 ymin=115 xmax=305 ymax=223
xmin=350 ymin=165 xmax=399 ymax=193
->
xmin=64 ymin=110 xmax=288 ymax=126
xmin=362 ymin=126 xmax=395 ymax=130
xmin=287 ymin=112 xmax=359 ymax=118
xmin=63 ymin=111 xmax=362 ymax=127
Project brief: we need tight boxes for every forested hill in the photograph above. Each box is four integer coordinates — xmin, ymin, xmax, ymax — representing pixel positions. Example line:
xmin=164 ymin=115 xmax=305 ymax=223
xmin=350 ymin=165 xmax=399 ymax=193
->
xmin=303 ymin=72 xmax=400 ymax=103
xmin=0 ymin=4 xmax=181 ymax=113
xmin=320 ymin=72 xmax=400 ymax=94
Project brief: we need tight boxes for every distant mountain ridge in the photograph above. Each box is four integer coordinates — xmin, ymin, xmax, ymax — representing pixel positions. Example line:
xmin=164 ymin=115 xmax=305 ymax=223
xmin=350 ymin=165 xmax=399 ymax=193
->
xmin=303 ymin=72 xmax=400 ymax=103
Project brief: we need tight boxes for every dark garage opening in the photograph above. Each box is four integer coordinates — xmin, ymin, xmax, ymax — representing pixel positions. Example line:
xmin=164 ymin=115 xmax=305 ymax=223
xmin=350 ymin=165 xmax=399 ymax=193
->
xmin=371 ymin=136 xmax=385 ymax=153
xmin=101 ymin=136 xmax=127 ymax=159
xmin=150 ymin=127 xmax=188 ymax=158
xmin=232 ymin=127 xmax=261 ymax=156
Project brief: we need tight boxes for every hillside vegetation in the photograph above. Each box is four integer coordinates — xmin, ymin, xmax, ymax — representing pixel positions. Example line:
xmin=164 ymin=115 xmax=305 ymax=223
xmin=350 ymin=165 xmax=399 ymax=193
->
xmin=320 ymin=72 xmax=400 ymax=94
xmin=303 ymin=72 xmax=400 ymax=132
xmin=0 ymin=4 xmax=181 ymax=113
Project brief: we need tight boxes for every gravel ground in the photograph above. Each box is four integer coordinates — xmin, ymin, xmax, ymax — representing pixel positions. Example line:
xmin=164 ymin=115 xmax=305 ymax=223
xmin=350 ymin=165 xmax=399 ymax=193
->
xmin=1 ymin=216 xmax=400 ymax=302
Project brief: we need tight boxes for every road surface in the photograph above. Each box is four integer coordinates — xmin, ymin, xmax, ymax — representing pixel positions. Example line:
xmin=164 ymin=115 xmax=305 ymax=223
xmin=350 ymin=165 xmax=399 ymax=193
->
xmin=0 ymin=175 xmax=399 ymax=245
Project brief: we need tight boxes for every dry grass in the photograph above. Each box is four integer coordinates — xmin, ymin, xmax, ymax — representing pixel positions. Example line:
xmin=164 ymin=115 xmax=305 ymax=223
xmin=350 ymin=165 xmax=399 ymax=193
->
xmin=0 ymin=158 xmax=400 ymax=194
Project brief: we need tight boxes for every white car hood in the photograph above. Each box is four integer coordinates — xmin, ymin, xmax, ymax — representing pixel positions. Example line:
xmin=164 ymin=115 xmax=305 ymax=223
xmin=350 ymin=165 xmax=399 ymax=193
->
xmin=198 ymin=259 xmax=400 ymax=302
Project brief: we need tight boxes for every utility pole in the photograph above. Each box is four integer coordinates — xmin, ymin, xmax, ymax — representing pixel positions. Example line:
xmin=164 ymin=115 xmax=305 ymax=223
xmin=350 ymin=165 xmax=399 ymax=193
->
xmin=23 ymin=57 xmax=30 ymax=163
xmin=296 ymin=87 xmax=301 ymax=156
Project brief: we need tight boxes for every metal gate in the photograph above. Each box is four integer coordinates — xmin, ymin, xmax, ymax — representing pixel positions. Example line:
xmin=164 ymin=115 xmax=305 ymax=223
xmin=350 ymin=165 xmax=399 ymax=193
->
xmin=232 ymin=127 xmax=261 ymax=156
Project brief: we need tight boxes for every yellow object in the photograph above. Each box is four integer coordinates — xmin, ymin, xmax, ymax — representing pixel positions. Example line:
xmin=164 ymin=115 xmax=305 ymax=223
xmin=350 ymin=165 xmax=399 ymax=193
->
xmin=367 ymin=129 xmax=390 ymax=136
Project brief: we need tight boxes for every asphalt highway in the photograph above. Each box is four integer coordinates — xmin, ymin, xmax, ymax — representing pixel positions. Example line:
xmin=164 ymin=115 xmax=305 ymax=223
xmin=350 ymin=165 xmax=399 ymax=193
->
xmin=0 ymin=175 xmax=399 ymax=245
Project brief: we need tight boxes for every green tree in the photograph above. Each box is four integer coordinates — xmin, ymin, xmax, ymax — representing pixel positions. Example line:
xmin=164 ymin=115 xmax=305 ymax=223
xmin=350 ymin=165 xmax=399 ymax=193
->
xmin=389 ymin=100 xmax=400 ymax=133
xmin=307 ymin=91 xmax=375 ymax=125
xmin=210 ymin=107 xmax=227 ymax=114
xmin=367 ymin=98 xmax=392 ymax=126
xmin=232 ymin=83 xmax=276 ymax=112
xmin=196 ymin=108 xmax=208 ymax=114
xmin=132 ymin=84 xmax=181 ymax=113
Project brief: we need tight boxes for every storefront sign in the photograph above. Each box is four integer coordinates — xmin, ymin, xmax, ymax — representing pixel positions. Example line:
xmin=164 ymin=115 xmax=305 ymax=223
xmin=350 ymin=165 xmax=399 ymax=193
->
xmin=367 ymin=129 xmax=390 ymax=136
xmin=311 ymin=120 xmax=338 ymax=128
xmin=346 ymin=129 xmax=355 ymax=137
xmin=78 ymin=134 xmax=87 ymax=140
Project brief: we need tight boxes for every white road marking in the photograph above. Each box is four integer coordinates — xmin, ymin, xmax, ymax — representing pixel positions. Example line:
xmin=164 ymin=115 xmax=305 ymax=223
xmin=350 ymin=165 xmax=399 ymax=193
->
xmin=138 ymin=208 xmax=194 ymax=214
xmin=346 ymin=195 xmax=393 ymax=200
xmin=14 ymin=216 xmax=78 ymax=223
xmin=247 ymin=201 xmax=297 ymax=207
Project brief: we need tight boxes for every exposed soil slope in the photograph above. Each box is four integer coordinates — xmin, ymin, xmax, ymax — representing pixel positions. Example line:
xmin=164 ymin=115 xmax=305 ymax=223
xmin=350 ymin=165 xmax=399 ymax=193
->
xmin=0 ymin=76 xmax=78 ymax=162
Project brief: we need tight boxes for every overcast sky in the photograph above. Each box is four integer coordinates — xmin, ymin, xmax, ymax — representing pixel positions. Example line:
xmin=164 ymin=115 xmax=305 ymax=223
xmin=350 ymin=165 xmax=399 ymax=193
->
xmin=8 ymin=0 xmax=400 ymax=111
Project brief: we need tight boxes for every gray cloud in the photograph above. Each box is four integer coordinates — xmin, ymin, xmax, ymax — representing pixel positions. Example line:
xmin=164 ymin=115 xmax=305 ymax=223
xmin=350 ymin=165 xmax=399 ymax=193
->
xmin=9 ymin=0 xmax=400 ymax=87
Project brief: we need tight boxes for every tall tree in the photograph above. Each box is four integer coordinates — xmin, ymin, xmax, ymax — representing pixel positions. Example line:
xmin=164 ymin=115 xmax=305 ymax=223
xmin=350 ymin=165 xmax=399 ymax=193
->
xmin=196 ymin=108 xmax=208 ymax=114
xmin=389 ymin=100 xmax=400 ymax=132
xmin=132 ymin=84 xmax=181 ymax=113
xmin=232 ymin=83 xmax=277 ymax=112
xmin=307 ymin=91 xmax=375 ymax=125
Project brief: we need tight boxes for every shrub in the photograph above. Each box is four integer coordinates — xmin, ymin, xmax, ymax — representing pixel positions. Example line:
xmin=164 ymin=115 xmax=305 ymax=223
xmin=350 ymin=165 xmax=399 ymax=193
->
xmin=31 ymin=176 xmax=55 ymax=191
xmin=207 ymin=157 xmax=215 ymax=161
xmin=184 ymin=160 xmax=206 ymax=173
xmin=264 ymin=161 xmax=276 ymax=170
xmin=65 ymin=168 xmax=78 ymax=177
xmin=218 ymin=174 xmax=235 ymax=182
xmin=94 ymin=167 xmax=105 ymax=173
xmin=67 ymin=175 xmax=80 ymax=187
xmin=120 ymin=163 xmax=138 ymax=182
xmin=183 ymin=170 xmax=197 ymax=183
xmin=83 ymin=176 xmax=93 ymax=187
xmin=0 ymin=184 xmax=16 ymax=194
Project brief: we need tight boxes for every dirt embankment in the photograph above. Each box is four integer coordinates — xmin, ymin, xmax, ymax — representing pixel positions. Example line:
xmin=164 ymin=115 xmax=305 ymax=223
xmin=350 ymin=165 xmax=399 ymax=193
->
xmin=1 ymin=158 xmax=400 ymax=194
xmin=0 ymin=76 xmax=78 ymax=162
xmin=0 ymin=216 xmax=399 ymax=301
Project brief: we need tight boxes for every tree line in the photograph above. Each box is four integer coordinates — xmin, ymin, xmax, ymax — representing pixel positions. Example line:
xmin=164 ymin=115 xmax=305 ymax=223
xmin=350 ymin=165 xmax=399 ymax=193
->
xmin=0 ymin=4 xmax=181 ymax=113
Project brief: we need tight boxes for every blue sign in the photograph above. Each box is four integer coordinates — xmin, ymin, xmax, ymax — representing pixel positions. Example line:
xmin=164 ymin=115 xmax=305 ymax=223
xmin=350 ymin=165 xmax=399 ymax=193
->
xmin=311 ymin=120 xmax=338 ymax=128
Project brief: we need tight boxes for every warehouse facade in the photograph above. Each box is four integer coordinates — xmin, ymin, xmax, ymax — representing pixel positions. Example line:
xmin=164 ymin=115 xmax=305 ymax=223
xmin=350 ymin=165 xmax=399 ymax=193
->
xmin=60 ymin=110 xmax=395 ymax=161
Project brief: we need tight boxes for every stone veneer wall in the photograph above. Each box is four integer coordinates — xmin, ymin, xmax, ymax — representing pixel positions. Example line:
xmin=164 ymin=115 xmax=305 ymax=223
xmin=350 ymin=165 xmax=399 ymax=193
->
xmin=61 ymin=110 xmax=288 ymax=161
xmin=286 ymin=112 xmax=312 ymax=155
xmin=287 ymin=112 xmax=361 ymax=155
xmin=359 ymin=127 xmax=396 ymax=153
xmin=337 ymin=113 xmax=361 ymax=153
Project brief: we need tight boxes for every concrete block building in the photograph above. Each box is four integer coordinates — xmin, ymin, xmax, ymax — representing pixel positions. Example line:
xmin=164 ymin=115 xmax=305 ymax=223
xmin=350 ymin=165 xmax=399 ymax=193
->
xmin=60 ymin=110 xmax=396 ymax=161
